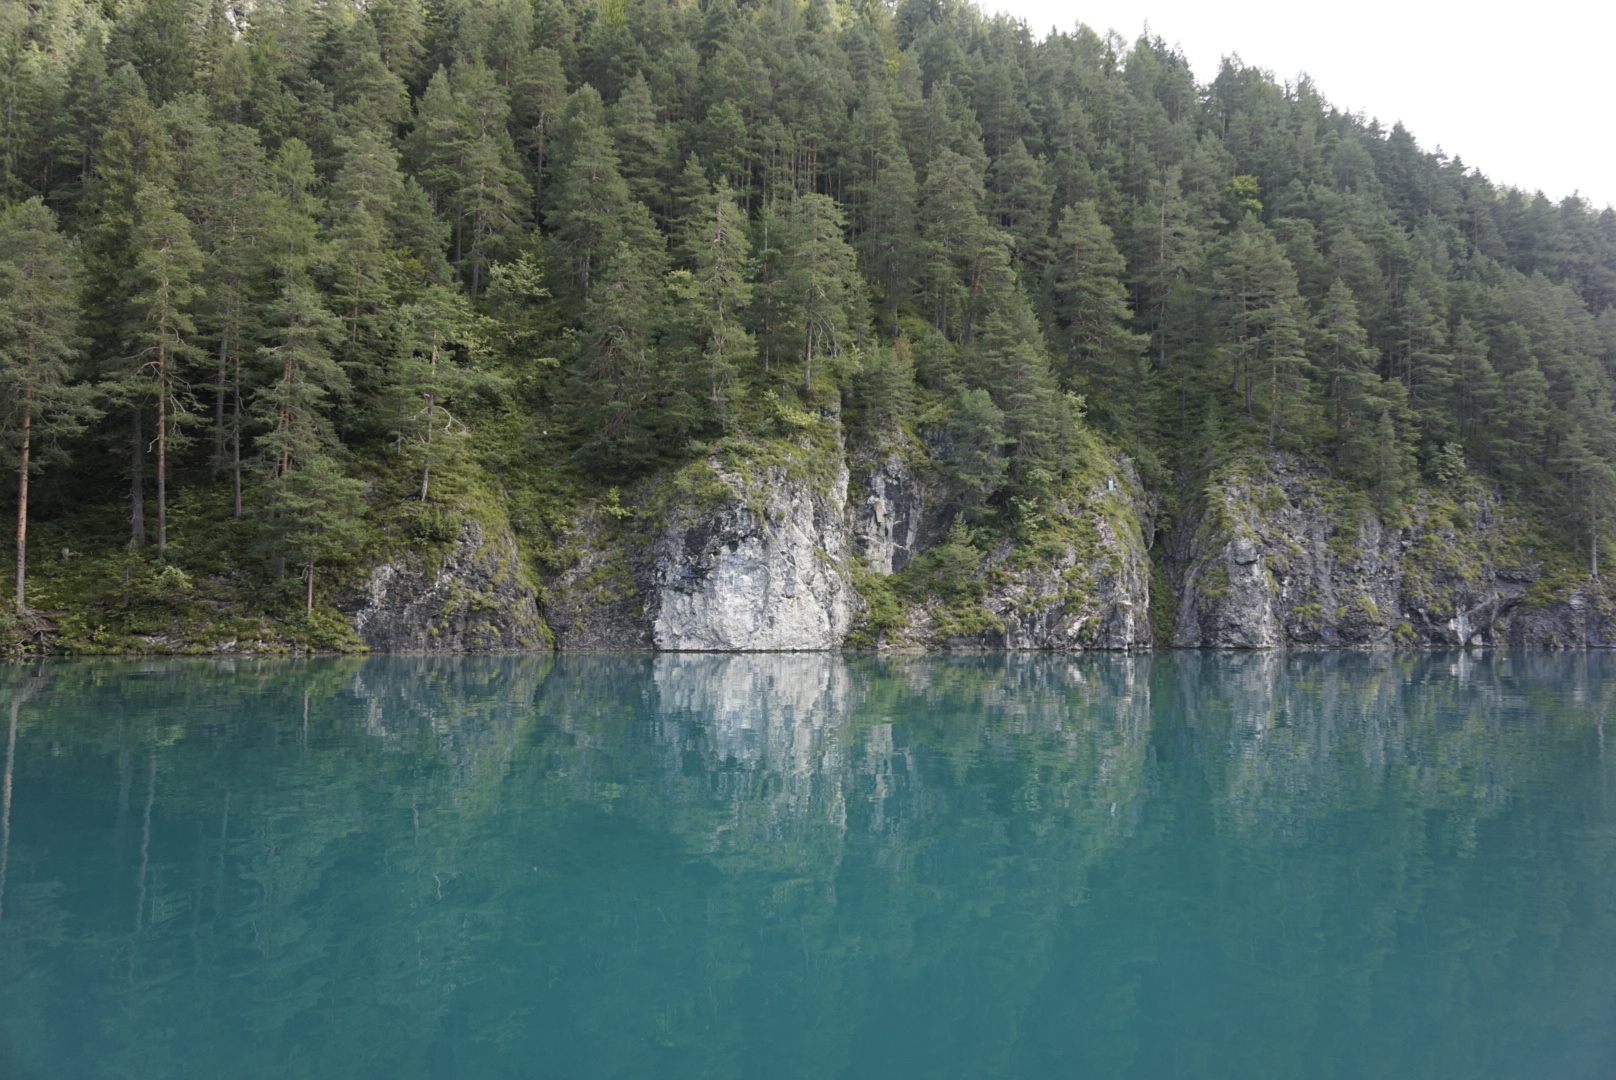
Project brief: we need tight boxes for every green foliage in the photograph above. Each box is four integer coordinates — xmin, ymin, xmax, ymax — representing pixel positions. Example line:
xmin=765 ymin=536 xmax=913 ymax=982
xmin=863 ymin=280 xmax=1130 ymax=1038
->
xmin=0 ymin=0 xmax=1613 ymax=650
xmin=845 ymin=558 xmax=907 ymax=649
xmin=901 ymin=520 xmax=988 ymax=604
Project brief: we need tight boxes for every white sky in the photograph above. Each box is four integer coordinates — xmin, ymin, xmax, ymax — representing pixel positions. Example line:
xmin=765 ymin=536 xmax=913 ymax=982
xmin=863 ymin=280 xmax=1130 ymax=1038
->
xmin=988 ymin=0 xmax=1616 ymax=210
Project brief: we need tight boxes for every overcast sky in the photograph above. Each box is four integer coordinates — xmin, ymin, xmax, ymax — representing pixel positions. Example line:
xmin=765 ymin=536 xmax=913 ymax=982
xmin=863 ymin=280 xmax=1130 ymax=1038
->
xmin=986 ymin=0 xmax=1616 ymax=210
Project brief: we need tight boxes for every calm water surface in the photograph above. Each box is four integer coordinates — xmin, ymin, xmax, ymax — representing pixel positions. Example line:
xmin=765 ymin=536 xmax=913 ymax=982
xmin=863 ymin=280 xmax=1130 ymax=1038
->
xmin=1 ymin=652 xmax=1613 ymax=1079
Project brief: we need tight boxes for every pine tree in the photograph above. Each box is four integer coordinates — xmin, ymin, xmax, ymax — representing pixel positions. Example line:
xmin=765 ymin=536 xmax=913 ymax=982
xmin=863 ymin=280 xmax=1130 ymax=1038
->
xmin=79 ymin=65 xmax=171 ymax=550
xmin=254 ymin=140 xmax=347 ymax=571
xmin=1367 ymin=396 xmax=1418 ymax=516
xmin=367 ymin=0 xmax=429 ymax=85
xmin=974 ymin=292 xmax=1073 ymax=494
xmin=510 ymin=45 xmax=567 ymax=211
xmin=1449 ymin=316 xmax=1499 ymax=454
xmin=673 ymin=182 xmax=753 ymax=419
xmin=194 ymin=122 xmax=269 ymax=517
xmin=1214 ymin=216 xmax=1314 ymax=448
xmin=1129 ymin=167 xmax=1200 ymax=430
xmin=112 ymin=182 xmax=205 ymax=557
xmin=916 ymin=147 xmax=997 ymax=342
xmin=612 ymin=71 xmax=669 ymax=213
xmin=0 ymin=199 xmax=94 ymax=615
xmin=45 ymin=26 xmax=112 ymax=212
xmin=106 ymin=0 xmax=197 ymax=105
xmin=548 ymin=85 xmax=633 ymax=299
xmin=403 ymin=66 xmax=463 ymax=215
xmin=1048 ymin=200 xmax=1148 ymax=440
xmin=846 ymin=86 xmax=918 ymax=319
xmin=1561 ymin=422 xmax=1616 ymax=578
xmin=1318 ymin=280 xmax=1382 ymax=471
xmin=276 ymin=452 xmax=366 ymax=616
xmin=572 ymin=214 xmax=678 ymax=477
xmin=780 ymin=193 xmax=863 ymax=394
xmin=325 ymin=16 xmax=410 ymax=136
xmin=1396 ymin=260 xmax=1455 ymax=447
xmin=326 ymin=128 xmax=407 ymax=381
xmin=450 ymin=62 xmax=531 ymax=298
xmin=987 ymin=137 xmax=1053 ymax=277
xmin=944 ymin=386 xmax=1009 ymax=510
xmin=388 ymin=285 xmax=481 ymax=501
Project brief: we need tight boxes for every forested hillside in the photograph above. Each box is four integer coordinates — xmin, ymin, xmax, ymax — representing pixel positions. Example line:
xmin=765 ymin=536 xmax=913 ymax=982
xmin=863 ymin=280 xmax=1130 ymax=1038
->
xmin=2 ymin=0 xmax=1614 ymax=650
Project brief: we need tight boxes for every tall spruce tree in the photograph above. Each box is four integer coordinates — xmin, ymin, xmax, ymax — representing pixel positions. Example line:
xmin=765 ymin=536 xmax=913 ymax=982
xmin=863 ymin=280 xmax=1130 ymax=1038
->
xmin=549 ymin=85 xmax=633 ymax=300
xmin=572 ymin=210 xmax=677 ymax=478
xmin=388 ymin=284 xmax=481 ymax=501
xmin=780 ymin=193 xmax=863 ymax=394
xmin=450 ymin=61 xmax=530 ymax=298
xmin=113 ymin=182 xmax=204 ymax=557
xmin=254 ymin=139 xmax=349 ymax=581
xmin=194 ymin=122 xmax=269 ymax=517
xmin=0 ymin=199 xmax=94 ymax=615
xmin=674 ymin=181 xmax=754 ymax=418
xmin=1048 ymin=200 xmax=1148 ymax=440
xmin=1214 ymin=216 xmax=1314 ymax=447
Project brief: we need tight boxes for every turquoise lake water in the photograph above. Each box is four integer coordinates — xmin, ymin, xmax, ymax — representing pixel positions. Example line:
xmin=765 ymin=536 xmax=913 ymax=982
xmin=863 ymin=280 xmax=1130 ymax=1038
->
xmin=0 ymin=652 xmax=1613 ymax=1079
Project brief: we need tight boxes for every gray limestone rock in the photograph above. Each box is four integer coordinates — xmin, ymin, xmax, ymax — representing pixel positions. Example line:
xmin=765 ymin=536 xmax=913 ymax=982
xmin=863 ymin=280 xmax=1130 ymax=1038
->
xmin=846 ymin=451 xmax=936 ymax=575
xmin=651 ymin=461 xmax=857 ymax=651
xmin=1169 ymin=453 xmax=1616 ymax=649
xmin=344 ymin=518 xmax=545 ymax=652
xmin=1503 ymin=585 xmax=1616 ymax=648
xmin=873 ymin=458 xmax=1154 ymax=651
xmin=545 ymin=455 xmax=857 ymax=651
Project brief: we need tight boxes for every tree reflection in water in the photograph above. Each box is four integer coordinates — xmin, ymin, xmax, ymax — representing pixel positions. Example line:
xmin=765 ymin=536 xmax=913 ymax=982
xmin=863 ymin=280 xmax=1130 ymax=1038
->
xmin=0 ymin=652 xmax=1611 ymax=1080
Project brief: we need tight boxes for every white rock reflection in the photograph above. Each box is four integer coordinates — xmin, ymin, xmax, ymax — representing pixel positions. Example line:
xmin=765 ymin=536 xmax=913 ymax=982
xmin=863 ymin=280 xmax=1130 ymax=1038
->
xmin=643 ymin=653 xmax=1155 ymax=875
xmin=652 ymin=653 xmax=857 ymax=856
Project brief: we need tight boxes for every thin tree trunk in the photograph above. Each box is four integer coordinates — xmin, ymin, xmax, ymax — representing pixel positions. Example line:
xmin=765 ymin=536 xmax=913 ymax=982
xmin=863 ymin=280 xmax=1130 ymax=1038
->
xmin=14 ymin=392 xmax=29 ymax=616
xmin=1268 ymin=360 xmax=1279 ymax=448
xmin=305 ymin=562 xmax=314 ymax=617
xmin=213 ymin=329 xmax=227 ymax=480
xmin=279 ymin=348 xmax=296 ymax=477
xmin=232 ymin=350 xmax=242 ymax=518
xmin=156 ymin=343 xmax=168 ymax=556
xmin=420 ymin=332 xmax=438 ymax=501
xmin=130 ymin=408 xmax=146 ymax=549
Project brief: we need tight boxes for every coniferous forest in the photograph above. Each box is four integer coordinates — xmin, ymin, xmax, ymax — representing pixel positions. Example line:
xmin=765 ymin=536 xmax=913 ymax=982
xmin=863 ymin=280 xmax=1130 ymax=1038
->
xmin=2 ymin=0 xmax=1615 ymax=651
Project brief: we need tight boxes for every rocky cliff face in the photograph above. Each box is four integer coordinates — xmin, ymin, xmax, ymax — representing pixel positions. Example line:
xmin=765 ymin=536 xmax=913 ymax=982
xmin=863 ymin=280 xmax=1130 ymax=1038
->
xmin=344 ymin=517 xmax=547 ymax=652
xmin=652 ymin=459 xmax=858 ymax=650
xmin=974 ymin=469 xmax=1152 ymax=651
xmin=862 ymin=456 xmax=1155 ymax=652
xmin=1501 ymin=583 xmax=1616 ymax=648
xmin=845 ymin=450 xmax=943 ymax=575
xmin=545 ymin=448 xmax=858 ymax=651
xmin=1170 ymin=454 xmax=1615 ymax=648
xmin=545 ymin=434 xmax=1156 ymax=654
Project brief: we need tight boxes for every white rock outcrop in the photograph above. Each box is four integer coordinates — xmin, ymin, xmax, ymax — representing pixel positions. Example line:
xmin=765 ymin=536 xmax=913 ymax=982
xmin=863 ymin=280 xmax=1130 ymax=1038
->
xmin=651 ymin=462 xmax=856 ymax=651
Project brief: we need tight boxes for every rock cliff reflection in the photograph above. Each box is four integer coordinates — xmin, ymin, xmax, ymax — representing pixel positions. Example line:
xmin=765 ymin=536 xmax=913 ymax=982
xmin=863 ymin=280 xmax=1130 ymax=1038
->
xmin=0 ymin=652 xmax=1611 ymax=1079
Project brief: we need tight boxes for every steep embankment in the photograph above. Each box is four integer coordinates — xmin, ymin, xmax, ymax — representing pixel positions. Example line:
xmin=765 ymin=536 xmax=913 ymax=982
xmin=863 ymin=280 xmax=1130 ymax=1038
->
xmin=342 ymin=515 xmax=547 ymax=653
xmin=1169 ymin=454 xmax=1615 ymax=648
xmin=543 ymin=446 xmax=858 ymax=652
xmin=539 ymin=422 xmax=1154 ymax=653
xmin=25 ymin=442 xmax=1607 ymax=657
xmin=844 ymin=442 xmax=1152 ymax=651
